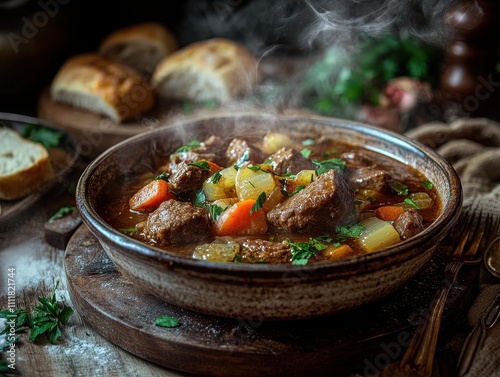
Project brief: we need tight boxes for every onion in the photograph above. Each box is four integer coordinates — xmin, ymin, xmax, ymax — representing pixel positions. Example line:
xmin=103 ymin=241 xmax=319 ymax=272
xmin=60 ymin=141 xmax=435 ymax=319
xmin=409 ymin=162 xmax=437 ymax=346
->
xmin=235 ymin=165 xmax=276 ymax=201
xmin=203 ymin=167 xmax=237 ymax=201
xmin=294 ymin=170 xmax=318 ymax=187
xmin=193 ymin=238 xmax=240 ymax=262
xmin=262 ymin=132 xmax=294 ymax=154
xmin=358 ymin=217 xmax=401 ymax=253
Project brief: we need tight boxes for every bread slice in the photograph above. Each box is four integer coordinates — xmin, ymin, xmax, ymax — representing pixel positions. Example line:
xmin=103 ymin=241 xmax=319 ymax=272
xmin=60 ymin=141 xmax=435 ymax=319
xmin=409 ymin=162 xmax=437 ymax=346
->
xmin=151 ymin=38 xmax=260 ymax=103
xmin=50 ymin=53 xmax=155 ymax=122
xmin=99 ymin=22 xmax=178 ymax=75
xmin=0 ymin=128 xmax=54 ymax=201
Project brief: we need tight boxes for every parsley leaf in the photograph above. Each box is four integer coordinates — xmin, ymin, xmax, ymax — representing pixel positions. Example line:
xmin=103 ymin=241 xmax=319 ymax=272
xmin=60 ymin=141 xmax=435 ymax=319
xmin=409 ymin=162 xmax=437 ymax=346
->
xmin=300 ymin=148 xmax=311 ymax=158
xmin=22 ymin=124 xmax=63 ymax=149
xmin=404 ymin=198 xmax=420 ymax=209
xmin=188 ymin=161 xmax=210 ymax=171
xmin=29 ymin=281 xmax=74 ymax=344
xmin=334 ymin=225 xmax=365 ymax=243
xmin=210 ymin=171 xmax=222 ymax=183
xmin=194 ymin=190 xmax=206 ymax=207
xmin=288 ymin=236 xmax=331 ymax=265
xmin=155 ymin=315 xmax=181 ymax=328
xmin=390 ymin=181 xmax=409 ymax=195
xmin=174 ymin=140 xmax=201 ymax=154
xmin=313 ymin=158 xmax=346 ymax=175
xmin=209 ymin=204 xmax=229 ymax=220
xmin=48 ymin=206 xmax=76 ymax=223
xmin=154 ymin=172 xmax=170 ymax=181
xmin=250 ymin=192 xmax=266 ymax=214
xmin=422 ymin=180 xmax=434 ymax=190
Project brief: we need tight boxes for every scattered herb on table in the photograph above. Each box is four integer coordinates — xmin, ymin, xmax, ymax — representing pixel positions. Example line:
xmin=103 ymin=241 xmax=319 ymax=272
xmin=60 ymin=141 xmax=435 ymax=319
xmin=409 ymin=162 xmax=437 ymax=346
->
xmin=0 ymin=282 xmax=73 ymax=348
xmin=48 ymin=205 xmax=76 ymax=223
xmin=155 ymin=315 xmax=181 ymax=328
xmin=29 ymin=281 xmax=74 ymax=344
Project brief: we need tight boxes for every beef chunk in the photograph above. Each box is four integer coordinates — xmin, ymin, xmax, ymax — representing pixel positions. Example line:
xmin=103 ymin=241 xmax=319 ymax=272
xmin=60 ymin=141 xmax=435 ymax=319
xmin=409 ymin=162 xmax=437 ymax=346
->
xmin=226 ymin=138 xmax=265 ymax=167
xmin=239 ymin=239 xmax=291 ymax=264
xmin=267 ymin=147 xmax=315 ymax=175
xmin=393 ymin=209 xmax=424 ymax=240
xmin=344 ymin=166 xmax=389 ymax=191
xmin=164 ymin=136 xmax=225 ymax=174
xmin=340 ymin=150 xmax=376 ymax=168
xmin=169 ymin=161 xmax=212 ymax=198
xmin=267 ymin=169 xmax=355 ymax=235
xmin=144 ymin=200 xmax=210 ymax=246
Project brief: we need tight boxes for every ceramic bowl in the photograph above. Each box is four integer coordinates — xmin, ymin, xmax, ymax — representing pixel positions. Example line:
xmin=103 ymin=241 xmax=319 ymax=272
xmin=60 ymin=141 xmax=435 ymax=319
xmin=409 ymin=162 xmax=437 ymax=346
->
xmin=76 ymin=113 xmax=462 ymax=320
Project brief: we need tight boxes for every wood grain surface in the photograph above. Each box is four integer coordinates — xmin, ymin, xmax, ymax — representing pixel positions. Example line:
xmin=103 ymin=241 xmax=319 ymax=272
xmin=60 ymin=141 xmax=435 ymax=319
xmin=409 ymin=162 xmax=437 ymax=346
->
xmin=64 ymin=224 xmax=479 ymax=377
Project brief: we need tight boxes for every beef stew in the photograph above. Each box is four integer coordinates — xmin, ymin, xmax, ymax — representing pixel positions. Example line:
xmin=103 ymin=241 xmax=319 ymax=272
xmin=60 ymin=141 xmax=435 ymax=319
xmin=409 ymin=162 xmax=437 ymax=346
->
xmin=99 ymin=131 xmax=441 ymax=265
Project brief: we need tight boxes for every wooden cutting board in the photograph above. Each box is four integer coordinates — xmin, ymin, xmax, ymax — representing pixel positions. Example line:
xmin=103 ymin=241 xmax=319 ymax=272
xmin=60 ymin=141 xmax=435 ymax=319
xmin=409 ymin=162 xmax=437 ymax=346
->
xmin=65 ymin=225 xmax=479 ymax=377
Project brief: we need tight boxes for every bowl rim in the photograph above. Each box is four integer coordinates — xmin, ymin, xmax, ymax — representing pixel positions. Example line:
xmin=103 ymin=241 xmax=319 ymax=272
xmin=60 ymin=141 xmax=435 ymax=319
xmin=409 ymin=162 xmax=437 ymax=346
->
xmin=77 ymin=112 xmax=462 ymax=278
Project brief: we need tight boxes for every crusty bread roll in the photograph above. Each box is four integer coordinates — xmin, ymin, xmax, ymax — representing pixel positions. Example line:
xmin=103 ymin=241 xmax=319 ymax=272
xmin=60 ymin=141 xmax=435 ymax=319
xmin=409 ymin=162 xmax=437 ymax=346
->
xmin=50 ymin=53 xmax=155 ymax=122
xmin=151 ymin=38 xmax=260 ymax=103
xmin=0 ymin=128 xmax=54 ymax=200
xmin=99 ymin=22 xmax=178 ymax=75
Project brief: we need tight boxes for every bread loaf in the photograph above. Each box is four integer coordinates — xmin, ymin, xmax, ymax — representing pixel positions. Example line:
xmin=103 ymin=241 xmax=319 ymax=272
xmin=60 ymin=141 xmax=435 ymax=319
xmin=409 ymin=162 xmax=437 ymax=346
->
xmin=50 ymin=53 xmax=155 ymax=122
xmin=0 ymin=128 xmax=54 ymax=200
xmin=99 ymin=22 xmax=178 ymax=75
xmin=151 ymin=38 xmax=260 ymax=103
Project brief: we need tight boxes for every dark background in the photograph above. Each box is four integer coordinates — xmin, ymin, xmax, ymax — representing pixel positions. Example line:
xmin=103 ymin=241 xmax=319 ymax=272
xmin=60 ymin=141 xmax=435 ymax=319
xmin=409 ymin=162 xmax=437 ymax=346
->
xmin=0 ymin=0 xmax=456 ymax=116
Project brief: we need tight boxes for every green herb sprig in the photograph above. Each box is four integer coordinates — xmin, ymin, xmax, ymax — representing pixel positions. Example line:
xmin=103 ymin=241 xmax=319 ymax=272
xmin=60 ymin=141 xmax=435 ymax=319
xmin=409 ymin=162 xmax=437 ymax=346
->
xmin=29 ymin=281 xmax=74 ymax=344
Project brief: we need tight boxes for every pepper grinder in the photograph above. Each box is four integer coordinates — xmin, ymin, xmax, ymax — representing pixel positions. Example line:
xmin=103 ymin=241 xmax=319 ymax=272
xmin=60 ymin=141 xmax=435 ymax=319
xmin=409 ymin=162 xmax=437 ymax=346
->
xmin=440 ymin=0 xmax=500 ymax=120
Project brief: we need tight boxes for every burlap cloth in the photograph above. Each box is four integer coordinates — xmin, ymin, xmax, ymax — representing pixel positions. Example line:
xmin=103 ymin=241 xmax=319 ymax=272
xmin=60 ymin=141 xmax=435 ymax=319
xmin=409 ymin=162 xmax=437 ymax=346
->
xmin=406 ymin=118 xmax=500 ymax=376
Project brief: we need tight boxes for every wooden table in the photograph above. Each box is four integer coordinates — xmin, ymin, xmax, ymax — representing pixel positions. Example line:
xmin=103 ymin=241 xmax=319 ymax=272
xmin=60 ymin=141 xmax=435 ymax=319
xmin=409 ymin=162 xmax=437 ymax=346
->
xmin=0 ymin=160 xmax=486 ymax=377
xmin=0 ymin=164 xmax=194 ymax=377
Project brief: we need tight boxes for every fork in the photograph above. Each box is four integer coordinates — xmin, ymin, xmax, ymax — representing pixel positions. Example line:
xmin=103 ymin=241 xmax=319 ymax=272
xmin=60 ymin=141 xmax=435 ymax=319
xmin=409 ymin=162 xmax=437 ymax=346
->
xmin=380 ymin=208 xmax=499 ymax=377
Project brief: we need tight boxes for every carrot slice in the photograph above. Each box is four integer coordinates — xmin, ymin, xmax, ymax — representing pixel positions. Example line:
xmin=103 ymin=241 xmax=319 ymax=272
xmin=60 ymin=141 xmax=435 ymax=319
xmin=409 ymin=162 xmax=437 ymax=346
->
xmin=374 ymin=205 xmax=405 ymax=221
xmin=213 ymin=199 xmax=268 ymax=236
xmin=129 ymin=180 xmax=176 ymax=211
xmin=205 ymin=160 xmax=223 ymax=175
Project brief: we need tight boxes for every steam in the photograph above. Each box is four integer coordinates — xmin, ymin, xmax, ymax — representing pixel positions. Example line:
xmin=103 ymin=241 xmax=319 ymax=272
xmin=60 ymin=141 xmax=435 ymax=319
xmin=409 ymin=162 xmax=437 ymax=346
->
xmin=178 ymin=0 xmax=456 ymax=54
xmin=303 ymin=0 xmax=456 ymax=48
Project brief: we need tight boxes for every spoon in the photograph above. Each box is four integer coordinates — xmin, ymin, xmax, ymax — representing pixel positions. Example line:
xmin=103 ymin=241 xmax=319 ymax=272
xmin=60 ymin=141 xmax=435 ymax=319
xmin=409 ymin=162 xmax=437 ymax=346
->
xmin=484 ymin=235 xmax=500 ymax=279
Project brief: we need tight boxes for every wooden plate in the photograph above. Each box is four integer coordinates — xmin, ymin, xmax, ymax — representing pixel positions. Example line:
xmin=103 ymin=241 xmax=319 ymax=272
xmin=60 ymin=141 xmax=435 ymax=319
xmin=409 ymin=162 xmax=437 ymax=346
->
xmin=65 ymin=224 xmax=478 ymax=377
xmin=0 ymin=112 xmax=80 ymax=225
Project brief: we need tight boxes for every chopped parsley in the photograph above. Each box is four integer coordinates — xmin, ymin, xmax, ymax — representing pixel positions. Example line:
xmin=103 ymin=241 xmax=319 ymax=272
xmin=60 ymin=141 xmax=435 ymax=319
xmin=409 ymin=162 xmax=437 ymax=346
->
xmin=250 ymin=192 xmax=266 ymax=214
xmin=194 ymin=190 xmax=206 ymax=207
xmin=282 ymin=185 xmax=305 ymax=197
xmin=404 ymin=198 xmax=420 ymax=209
xmin=155 ymin=315 xmax=181 ymax=328
xmin=188 ymin=161 xmax=210 ymax=171
xmin=302 ymin=138 xmax=315 ymax=146
xmin=154 ymin=172 xmax=170 ymax=181
xmin=119 ymin=227 xmax=138 ymax=235
xmin=174 ymin=140 xmax=201 ymax=154
xmin=334 ymin=224 xmax=365 ymax=244
xmin=313 ymin=158 xmax=346 ymax=175
xmin=209 ymin=204 xmax=229 ymax=220
xmin=22 ymin=124 xmax=63 ymax=148
xmin=300 ymin=148 xmax=312 ymax=158
xmin=210 ymin=171 xmax=222 ymax=183
xmin=289 ymin=236 xmax=331 ymax=265
xmin=422 ymin=180 xmax=434 ymax=190
xmin=48 ymin=205 xmax=76 ymax=223
xmin=390 ymin=181 xmax=409 ymax=195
